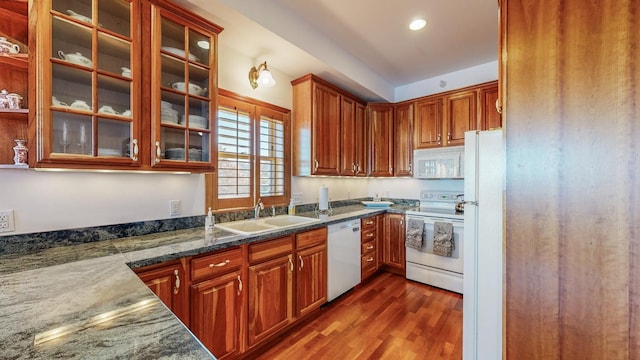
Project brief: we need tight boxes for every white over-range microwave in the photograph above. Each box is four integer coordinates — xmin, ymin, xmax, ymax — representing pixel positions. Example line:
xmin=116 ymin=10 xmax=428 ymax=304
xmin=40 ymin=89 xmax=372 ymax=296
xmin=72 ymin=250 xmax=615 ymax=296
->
xmin=413 ymin=146 xmax=464 ymax=179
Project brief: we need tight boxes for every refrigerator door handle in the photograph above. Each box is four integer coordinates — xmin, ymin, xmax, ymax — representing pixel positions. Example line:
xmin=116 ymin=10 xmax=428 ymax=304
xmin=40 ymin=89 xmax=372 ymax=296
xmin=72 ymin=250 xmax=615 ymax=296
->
xmin=463 ymin=200 xmax=479 ymax=206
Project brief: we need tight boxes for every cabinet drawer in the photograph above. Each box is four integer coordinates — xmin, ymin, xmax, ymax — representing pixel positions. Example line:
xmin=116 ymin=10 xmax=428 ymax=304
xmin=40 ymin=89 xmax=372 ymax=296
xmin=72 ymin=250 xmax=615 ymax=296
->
xmin=361 ymin=253 xmax=377 ymax=279
xmin=361 ymin=216 xmax=376 ymax=231
xmin=191 ymin=247 xmax=242 ymax=282
xmin=296 ymin=227 xmax=327 ymax=250
xmin=361 ymin=228 xmax=376 ymax=242
xmin=249 ymin=236 xmax=293 ymax=264
xmin=361 ymin=239 xmax=376 ymax=255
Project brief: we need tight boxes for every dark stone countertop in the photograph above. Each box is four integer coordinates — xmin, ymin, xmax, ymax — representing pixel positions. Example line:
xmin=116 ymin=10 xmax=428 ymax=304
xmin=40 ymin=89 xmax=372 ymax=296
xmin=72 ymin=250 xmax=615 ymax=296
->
xmin=0 ymin=204 xmax=412 ymax=359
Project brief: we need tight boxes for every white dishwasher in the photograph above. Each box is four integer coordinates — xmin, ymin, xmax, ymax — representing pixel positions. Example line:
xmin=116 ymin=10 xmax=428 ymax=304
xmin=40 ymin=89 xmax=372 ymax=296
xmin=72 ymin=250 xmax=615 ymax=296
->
xmin=327 ymin=219 xmax=362 ymax=301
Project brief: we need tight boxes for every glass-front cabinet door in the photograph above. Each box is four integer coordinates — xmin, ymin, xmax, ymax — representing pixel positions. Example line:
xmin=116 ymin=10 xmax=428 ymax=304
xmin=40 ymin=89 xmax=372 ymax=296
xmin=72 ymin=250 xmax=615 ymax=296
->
xmin=35 ymin=0 xmax=139 ymax=166
xmin=151 ymin=6 xmax=219 ymax=169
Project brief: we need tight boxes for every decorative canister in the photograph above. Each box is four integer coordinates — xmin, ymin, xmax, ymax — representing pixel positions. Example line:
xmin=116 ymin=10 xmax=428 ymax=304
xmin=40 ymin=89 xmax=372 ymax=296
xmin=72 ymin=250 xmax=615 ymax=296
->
xmin=6 ymin=92 xmax=23 ymax=109
xmin=13 ymin=139 xmax=28 ymax=165
xmin=0 ymin=89 xmax=9 ymax=109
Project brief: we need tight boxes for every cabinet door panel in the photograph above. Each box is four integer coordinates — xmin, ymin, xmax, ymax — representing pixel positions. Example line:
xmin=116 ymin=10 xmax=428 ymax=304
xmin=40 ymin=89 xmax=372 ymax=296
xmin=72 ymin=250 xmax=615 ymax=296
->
xmin=248 ymin=255 xmax=293 ymax=347
xmin=190 ymin=271 xmax=241 ymax=359
xmin=354 ymin=103 xmax=367 ymax=176
xmin=296 ymin=244 xmax=327 ymax=317
xmin=311 ymin=83 xmax=341 ymax=175
xmin=368 ymin=104 xmax=394 ymax=177
xmin=340 ymin=96 xmax=356 ymax=175
xmin=136 ymin=261 xmax=188 ymax=325
xmin=394 ymin=103 xmax=413 ymax=176
xmin=445 ymin=91 xmax=477 ymax=146
xmin=383 ymin=213 xmax=406 ymax=275
xmin=479 ymin=85 xmax=502 ymax=130
xmin=414 ymin=98 xmax=443 ymax=149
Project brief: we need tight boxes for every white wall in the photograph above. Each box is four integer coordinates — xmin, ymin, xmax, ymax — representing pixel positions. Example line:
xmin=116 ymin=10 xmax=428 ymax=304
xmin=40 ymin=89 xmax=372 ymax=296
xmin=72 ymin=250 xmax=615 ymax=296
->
xmin=394 ymin=60 xmax=498 ymax=102
xmin=0 ymin=169 xmax=205 ymax=235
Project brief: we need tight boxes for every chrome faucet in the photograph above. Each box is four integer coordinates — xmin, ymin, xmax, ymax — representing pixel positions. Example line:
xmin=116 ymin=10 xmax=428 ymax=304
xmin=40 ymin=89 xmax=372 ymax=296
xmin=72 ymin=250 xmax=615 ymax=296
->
xmin=254 ymin=198 xmax=264 ymax=219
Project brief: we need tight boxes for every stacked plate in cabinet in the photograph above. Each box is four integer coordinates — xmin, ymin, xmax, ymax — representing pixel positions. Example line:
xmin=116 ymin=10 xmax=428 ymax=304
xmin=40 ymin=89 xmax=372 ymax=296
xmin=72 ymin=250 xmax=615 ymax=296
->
xmin=161 ymin=102 xmax=179 ymax=124
xmin=165 ymin=147 xmax=184 ymax=160
xmin=179 ymin=114 xmax=208 ymax=129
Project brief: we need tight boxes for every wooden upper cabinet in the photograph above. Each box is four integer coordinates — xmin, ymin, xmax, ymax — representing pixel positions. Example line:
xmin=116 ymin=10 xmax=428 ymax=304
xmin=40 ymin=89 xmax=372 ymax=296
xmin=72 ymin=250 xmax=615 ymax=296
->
xmin=291 ymin=74 xmax=341 ymax=176
xmin=367 ymin=103 xmax=394 ymax=177
xmin=30 ymin=0 xmax=221 ymax=170
xmin=478 ymin=83 xmax=501 ymax=130
xmin=354 ymin=102 xmax=367 ymax=176
xmin=393 ymin=102 xmax=413 ymax=176
xmin=414 ymin=97 xmax=443 ymax=149
xmin=444 ymin=90 xmax=477 ymax=146
xmin=340 ymin=96 xmax=357 ymax=176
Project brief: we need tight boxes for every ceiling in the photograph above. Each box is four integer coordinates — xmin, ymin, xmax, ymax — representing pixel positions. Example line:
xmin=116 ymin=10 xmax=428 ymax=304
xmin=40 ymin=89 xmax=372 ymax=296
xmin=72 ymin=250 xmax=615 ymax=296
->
xmin=172 ymin=0 xmax=499 ymax=102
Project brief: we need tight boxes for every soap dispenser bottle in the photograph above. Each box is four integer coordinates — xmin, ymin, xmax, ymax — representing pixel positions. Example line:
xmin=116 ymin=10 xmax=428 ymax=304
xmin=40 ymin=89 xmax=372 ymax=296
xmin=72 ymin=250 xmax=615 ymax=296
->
xmin=288 ymin=199 xmax=296 ymax=215
xmin=205 ymin=207 xmax=215 ymax=231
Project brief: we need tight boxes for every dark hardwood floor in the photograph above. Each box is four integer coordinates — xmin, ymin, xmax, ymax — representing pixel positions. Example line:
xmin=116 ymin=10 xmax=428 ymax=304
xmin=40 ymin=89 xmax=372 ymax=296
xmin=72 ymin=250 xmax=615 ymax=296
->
xmin=255 ymin=272 xmax=463 ymax=360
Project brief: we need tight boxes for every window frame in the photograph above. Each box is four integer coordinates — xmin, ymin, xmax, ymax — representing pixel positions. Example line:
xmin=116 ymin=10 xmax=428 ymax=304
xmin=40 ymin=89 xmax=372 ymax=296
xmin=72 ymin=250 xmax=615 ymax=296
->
xmin=207 ymin=89 xmax=291 ymax=211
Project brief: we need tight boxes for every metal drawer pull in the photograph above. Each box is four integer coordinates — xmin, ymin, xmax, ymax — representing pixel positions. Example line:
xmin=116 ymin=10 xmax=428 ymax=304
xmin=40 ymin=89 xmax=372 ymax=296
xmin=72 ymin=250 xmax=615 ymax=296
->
xmin=367 ymin=233 xmax=375 ymax=238
xmin=366 ymin=257 xmax=374 ymax=262
xmin=173 ymin=269 xmax=180 ymax=294
xmin=366 ymin=245 xmax=374 ymax=250
xmin=209 ymin=260 xmax=230 ymax=268
xmin=288 ymin=257 xmax=294 ymax=272
xmin=314 ymin=159 xmax=319 ymax=172
xmin=365 ymin=220 xmax=374 ymax=225
xmin=131 ymin=139 xmax=139 ymax=161
xmin=299 ymin=255 xmax=304 ymax=270
xmin=237 ymin=275 xmax=242 ymax=295
xmin=155 ymin=141 xmax=161 ymax=164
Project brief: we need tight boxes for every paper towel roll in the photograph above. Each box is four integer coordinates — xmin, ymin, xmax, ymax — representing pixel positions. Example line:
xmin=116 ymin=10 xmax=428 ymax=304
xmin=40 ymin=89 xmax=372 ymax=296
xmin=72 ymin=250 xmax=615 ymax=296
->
xmin=318 ymin=186 xmax=329 ymax=210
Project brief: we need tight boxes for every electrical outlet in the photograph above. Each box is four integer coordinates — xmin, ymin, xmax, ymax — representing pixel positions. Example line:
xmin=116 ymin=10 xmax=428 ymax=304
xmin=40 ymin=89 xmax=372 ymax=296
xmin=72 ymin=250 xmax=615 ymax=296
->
xmin=169 ymin=200 xmax=181 ymax=217
xmin=0 ymin=210 xmax=15 ymax=233
xmin=291 ymin=193 xmax=303 ymax=204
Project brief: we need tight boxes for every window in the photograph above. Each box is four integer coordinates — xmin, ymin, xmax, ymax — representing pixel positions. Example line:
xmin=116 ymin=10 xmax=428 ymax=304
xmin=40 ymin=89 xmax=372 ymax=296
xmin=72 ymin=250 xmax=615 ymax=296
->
xmin=207 ymin=90 xmax=290 ymax=211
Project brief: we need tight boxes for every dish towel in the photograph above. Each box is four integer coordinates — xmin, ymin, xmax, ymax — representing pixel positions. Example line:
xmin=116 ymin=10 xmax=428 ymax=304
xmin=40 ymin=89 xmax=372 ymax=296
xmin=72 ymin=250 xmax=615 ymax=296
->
xmin=433 ymin=221 xmax=454 ymax=257
xmin=405 ymin=218 xmax=424 ymax=250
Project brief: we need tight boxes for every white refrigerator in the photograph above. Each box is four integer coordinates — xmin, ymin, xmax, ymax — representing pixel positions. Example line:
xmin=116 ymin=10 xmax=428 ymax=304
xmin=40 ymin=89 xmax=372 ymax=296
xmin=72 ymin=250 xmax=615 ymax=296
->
xmin=463 ymin=129 xmax=505 ymax=360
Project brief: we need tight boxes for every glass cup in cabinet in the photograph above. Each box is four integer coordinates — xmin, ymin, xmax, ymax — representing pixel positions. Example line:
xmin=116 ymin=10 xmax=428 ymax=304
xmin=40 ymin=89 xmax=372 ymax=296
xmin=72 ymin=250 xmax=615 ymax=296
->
xmin=52 ymin=112 xmax=92 ymax=155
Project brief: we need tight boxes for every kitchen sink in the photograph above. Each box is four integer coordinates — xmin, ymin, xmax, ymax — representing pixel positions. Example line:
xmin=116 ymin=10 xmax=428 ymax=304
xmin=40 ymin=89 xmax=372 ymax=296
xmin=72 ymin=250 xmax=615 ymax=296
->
xmin=216 ymin=215 xmax=320 ymax=235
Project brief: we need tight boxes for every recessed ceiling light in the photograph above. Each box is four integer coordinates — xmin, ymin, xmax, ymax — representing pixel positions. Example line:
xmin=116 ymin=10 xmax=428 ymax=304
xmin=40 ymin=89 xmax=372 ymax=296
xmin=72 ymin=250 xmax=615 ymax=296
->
xmin=409 ymin=19 xmax=427 ymax=31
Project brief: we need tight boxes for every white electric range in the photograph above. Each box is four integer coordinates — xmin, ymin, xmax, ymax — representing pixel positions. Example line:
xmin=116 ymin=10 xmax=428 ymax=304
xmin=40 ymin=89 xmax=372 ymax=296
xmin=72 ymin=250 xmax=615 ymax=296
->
xmin=405 ymin=190 xmax=464 ymax=293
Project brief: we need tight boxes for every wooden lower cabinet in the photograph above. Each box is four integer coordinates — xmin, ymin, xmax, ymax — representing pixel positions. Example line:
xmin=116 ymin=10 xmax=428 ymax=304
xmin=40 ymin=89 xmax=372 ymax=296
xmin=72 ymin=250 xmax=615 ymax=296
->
xmin=295 ymin=228 xmax=328 ymax=317
xmin=190 ymin=270 xmax=243 ymax=359
xmin=360 ymin=215 xmax=379 ymax=281
xmin=247 ymin=252 xmax=294 ymax=348
xmin=383 ymin=213 xmax=406 ymax=275
xmin=135 ymin=260 xmax=189 ymax=326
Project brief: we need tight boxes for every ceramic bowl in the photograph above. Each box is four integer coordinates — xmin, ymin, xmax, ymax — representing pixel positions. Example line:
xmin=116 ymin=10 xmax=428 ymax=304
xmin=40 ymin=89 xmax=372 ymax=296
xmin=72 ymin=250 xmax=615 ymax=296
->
xmin=171 ymin=82 xmax=207 ymax=96
xmin=70 ymin=99 xmax=91 ymax=110
xmin=161 ymin=46 xmax=200 ymax=62
xmin=98 ymin=105 xmax=118 ymax=114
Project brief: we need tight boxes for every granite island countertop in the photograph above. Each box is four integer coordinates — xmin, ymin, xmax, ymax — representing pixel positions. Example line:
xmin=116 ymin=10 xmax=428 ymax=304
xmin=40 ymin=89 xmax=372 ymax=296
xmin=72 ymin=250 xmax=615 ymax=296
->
xmin=0 ymin=204 xmax=412 ymax=359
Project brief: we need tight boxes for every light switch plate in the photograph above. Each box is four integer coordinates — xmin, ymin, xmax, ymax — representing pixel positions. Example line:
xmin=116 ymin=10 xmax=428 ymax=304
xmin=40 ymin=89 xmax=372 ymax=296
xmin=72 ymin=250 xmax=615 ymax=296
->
xmin=0 ymin=210 xmax=15 ymax=233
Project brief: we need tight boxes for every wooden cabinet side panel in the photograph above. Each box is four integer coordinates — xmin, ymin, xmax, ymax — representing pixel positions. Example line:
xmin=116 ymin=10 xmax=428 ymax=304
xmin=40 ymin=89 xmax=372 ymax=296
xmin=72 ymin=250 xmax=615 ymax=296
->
xmin=340 ymin=96 xmax=356 ymax=175
xmin=479 ymin=84 xmax=501 ymax=130
xmin=354 ymin=103 xmax=367 ymax=176
xmin=292 ymin=80 xmax=312 ymax=176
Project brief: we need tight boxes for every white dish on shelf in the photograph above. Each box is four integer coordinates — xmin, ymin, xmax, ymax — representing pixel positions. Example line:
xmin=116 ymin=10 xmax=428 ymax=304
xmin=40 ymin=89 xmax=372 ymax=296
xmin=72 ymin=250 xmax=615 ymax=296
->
xmin=171 ymin=82 xmax=207 ymax=96
xmin=66 ymin=9 xmax=92 ymax=24
xmin=161 ymin=100 xmax=172 ymax=109
xmin=165 ymin=147 xmax=185 ymax=160
xmin=161 ymin=113 xmax=179 ymax=124
xmin=161 ymin=46 xmax=199 ymax=62
xmin=58 ymin=51 xmax=92 ymax=67
xmin=188 ymin=148 xmax=203 ymax=161
xmin=179 ymin=114 xmax=208 ymax=128
xmin=361 ymin=201 xmax=394 ymax=208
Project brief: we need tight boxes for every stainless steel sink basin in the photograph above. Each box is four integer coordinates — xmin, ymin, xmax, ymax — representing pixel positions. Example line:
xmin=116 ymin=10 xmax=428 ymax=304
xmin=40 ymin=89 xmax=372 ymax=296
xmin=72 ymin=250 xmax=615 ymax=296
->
xmin=216 ymin=215 xmax=320 ymax=235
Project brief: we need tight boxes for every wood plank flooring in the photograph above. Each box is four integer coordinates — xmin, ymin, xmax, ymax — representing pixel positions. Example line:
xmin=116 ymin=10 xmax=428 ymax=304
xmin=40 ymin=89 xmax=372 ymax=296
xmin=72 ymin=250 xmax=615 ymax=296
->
xmin=255 ymin=272 xmax=463 ymax=360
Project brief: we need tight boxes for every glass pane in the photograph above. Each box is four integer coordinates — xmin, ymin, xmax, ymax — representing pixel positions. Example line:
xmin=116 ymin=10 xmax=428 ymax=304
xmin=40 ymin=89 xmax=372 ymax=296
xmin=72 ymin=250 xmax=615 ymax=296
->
xmin=98 ymin=32 xmax=130 ymax=75
xmin=161 ymin=17 xmax=187 ymax=59
xmin=188 ymin=29 xmax=210 ymax=65
xmin=52 ymin=64 xmax=93 ymax=111
xmin=161 ymin=127 xmax=186 ymax=160
xmin=186 ymin=98 xmax=209 ymax=129
xmin=161 ymin=90 xmax=184 ymax=125
xmin=188 ymin=131 xmax=208 ymax=162
xmin=188 ymin=63 xmax=209 ymax=98
xmin=52 ymin=17 xmax=93 ymax=67
xmin=98 ymin=0 xmax=131 ymax=37
xmin=259 ymin=118 xmax=285 ymax=196
xmin=97 ymin=75 xmax=131 ymax=116
xmin=53 ymin=0 xmax=93 ymax=25
xmin=97 ymin=118 xmax=130 ymax=157
xmin=52 ymin=112 xmax=92 ymax=155
xmin=162 ymin=55 xmax=186 ymax=91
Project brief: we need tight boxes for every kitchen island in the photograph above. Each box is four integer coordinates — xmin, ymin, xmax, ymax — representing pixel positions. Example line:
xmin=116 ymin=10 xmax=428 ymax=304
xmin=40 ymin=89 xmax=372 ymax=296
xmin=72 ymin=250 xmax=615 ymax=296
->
xmin=0 ymin=205 xmax=409 ymax=359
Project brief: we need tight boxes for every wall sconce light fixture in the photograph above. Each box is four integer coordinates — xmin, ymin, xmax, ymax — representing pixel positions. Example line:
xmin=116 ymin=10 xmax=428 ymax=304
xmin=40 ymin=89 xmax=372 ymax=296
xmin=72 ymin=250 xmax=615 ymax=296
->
xmin=248 ymin=61 xmax=276 ymax=89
